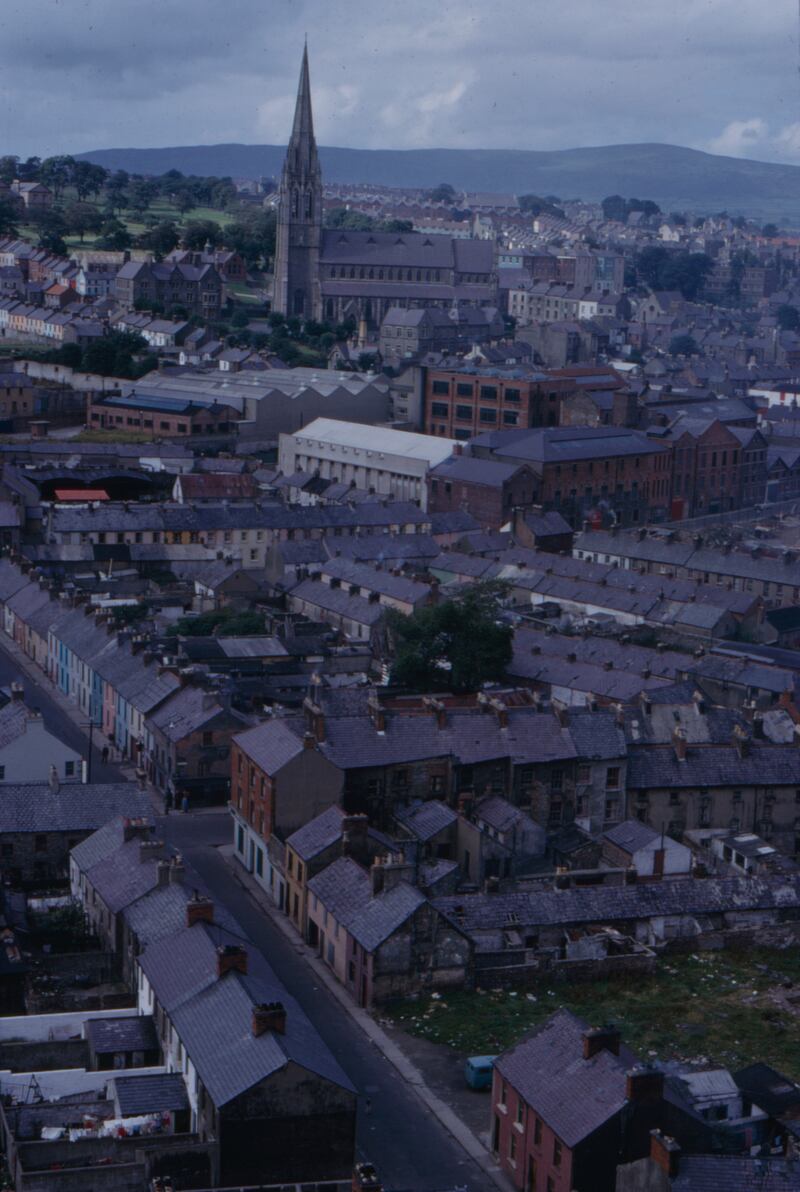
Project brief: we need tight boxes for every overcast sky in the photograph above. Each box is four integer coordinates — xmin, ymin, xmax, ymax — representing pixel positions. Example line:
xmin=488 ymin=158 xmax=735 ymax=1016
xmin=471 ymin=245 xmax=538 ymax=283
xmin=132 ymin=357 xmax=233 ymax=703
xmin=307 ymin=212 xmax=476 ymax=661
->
xmin=1 ymin=0 xmax=799 ymax=163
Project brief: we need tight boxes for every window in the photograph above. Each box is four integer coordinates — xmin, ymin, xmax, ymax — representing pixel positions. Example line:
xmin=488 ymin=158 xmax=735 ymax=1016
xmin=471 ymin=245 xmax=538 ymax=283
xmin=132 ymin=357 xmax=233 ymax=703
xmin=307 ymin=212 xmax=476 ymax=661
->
xmin=605 ymin=767 xmax=620 ymax=790
xmin=504 ymin=388 xmax=521 ymax=403
xmin=65 ymin=761 xmax=74 ymax=777
xmin=479 ymin=407 xmax=497 ymax=423
xmin=516 ymin=1101 xmax=525 ymax=1126
xmin=455 ymin=404 xmax=472 ymax=420
xmin=456 ymin=383 xmax=472 ymax=397
xmin=431 ymin=402 xmax=448 ymax=417
xmin=34 ymin=834 xmax=47 ymax=853
xmin=534 ymin=1116 xmax=542 ymax=1145
xmin=503 ymin=410 xmax=519 ymax=425
xmin=577 ymin=764 xmax=590 ymax=784
xmin=0 ymin=843 xmax=12 ymax=859
xmin=553 ymin=1138 xmax=562 ymax=1167
xmin=202 ymin=731 xmax=213 ymax=748
xmin=480 ymin=385 xmax=498 ymax=400
xmin=509 ymin=1132 xmax=517 ymax=1162
xmin=500 ymin=1082 xmax=507 ymax=1106
xmin=432 ymin=380 xmax=449 ymax=395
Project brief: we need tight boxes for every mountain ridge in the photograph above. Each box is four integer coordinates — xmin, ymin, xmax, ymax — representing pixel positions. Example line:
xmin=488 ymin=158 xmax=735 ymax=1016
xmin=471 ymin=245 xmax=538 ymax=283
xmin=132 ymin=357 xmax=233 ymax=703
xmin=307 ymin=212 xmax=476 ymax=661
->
xmin=75 ymin=141 xmax=800 ymax=223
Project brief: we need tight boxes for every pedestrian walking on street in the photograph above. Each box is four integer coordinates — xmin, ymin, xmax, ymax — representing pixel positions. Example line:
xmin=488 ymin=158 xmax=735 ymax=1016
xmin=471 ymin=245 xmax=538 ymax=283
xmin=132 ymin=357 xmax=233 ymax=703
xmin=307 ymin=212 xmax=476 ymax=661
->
xmin=181 ymin=794 xmax=189 ymax=814
xmin=101 ymin=745 xmax=109 ymax=764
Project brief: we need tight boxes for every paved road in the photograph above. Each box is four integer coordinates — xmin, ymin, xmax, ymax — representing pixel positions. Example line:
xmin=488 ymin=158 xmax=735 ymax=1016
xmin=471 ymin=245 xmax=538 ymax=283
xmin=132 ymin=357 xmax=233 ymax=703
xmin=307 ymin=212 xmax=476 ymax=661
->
xmin=162 ymin=811 xmax=495 ymax=1192
xmin=0 ymin=647 xmax=123 ymax=784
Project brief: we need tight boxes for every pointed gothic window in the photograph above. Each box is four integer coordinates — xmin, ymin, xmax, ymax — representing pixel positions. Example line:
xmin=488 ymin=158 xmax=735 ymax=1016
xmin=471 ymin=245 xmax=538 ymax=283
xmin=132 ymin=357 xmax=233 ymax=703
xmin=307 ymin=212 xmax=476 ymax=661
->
xmin=305 ymin=190 xmax=313 ymax=219
xmin=291 ymin=189 xmax=299 ymax=218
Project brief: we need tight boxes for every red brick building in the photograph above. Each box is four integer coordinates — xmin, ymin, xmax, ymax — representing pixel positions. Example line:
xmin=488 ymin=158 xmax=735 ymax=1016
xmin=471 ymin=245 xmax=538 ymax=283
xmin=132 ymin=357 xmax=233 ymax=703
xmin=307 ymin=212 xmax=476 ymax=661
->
xmin=427 ymin=453 xmax=536 ymax=528
xmin=471 ymin=427 xmax=672 ymax=527
xmin=667 ymin=419 xmax=768 ymax=518
xmin=86 ymin=392 xmax=239 ymax=437
xmin=492 ymin=1010 xmax=708 ymax=1192
xmin=425 ymin=367 xmax=578 ymax=439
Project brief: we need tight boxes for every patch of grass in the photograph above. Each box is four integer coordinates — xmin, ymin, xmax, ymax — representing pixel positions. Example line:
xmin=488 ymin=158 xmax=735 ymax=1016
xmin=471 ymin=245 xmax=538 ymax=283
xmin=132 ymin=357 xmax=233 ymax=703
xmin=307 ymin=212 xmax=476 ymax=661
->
xmin=386 ymin=949 xmax=800 ymax=1078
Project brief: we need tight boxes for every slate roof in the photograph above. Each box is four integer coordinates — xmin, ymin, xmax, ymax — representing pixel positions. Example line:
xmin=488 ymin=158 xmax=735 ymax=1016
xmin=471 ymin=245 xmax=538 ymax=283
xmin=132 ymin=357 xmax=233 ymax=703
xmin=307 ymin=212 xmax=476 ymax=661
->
xmin=0 ymin=783 xmax=150 ymax=835
xmin=289 ymin=578 xmax=387 ymax=626
xmin=0 ymin=701 xmax=29 ymax=750
xmin=602 ymin=819 xmax=661 ymax=854
xmin=233 ymin=718 xmax=306 ymax=776
xmin=671 ymin=1156 xmax=800 ymax=1191
xmin=285 ymin=805 xmax=345 ymax=861
xmin=395 ymin=800 xmax=457 ymax=841
xmin=429 ymin=455 xmax=525 ymax=486
xmin=494 ymin=1009 xmax=635 ymax=1146
xmin=472 ymin=426 xmax=667 ymax=465
xmin=433 ymin=876 xmax=800 ymax=936
xmin=71 ymin=816 xmax=152 ymax=874
xmin=85 ymin=1014 xmax=158 ymax=1054
xmin=148 ymin=686 xmax=225 ymax=742
xmin=734 ymin=1063 xmax=800 ymax=1118
xmin=307 ymin=856 xmax=426 ymax=952
xmin=112 ymin=1073 xmax=189 ymax=1116
xmin=138 ymin=919 xmax=354 ymax=1106
xmin=627 ymin=743 xmax=800 ymax=789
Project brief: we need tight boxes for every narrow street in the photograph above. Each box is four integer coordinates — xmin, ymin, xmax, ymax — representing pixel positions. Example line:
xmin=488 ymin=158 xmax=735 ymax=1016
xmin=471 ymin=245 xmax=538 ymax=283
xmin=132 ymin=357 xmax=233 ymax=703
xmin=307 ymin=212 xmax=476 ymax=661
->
xmin=0 ymin=645 xmax=123 ymax=784
xmin=162 ymin=811 xmax=497 ymax=1192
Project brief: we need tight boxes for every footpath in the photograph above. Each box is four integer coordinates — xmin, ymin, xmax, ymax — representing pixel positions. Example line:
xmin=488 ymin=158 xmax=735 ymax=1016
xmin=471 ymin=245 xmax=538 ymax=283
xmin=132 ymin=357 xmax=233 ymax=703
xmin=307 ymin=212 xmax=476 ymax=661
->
xmin=222 ymin=844 xmax=511 ymax=1192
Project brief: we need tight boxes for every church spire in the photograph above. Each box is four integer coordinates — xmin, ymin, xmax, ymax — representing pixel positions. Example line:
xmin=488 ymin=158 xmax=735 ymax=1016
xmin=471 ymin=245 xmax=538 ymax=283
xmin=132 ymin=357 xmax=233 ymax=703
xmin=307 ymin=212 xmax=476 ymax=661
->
xmin=287 ymin=40 xmax=318 ymax=173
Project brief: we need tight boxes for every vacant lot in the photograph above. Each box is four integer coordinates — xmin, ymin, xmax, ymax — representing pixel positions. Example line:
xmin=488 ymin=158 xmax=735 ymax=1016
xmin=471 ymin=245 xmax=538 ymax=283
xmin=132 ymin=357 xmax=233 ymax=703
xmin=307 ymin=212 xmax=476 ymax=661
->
xmin=386 ymin=949 xmax=800 ymax=1077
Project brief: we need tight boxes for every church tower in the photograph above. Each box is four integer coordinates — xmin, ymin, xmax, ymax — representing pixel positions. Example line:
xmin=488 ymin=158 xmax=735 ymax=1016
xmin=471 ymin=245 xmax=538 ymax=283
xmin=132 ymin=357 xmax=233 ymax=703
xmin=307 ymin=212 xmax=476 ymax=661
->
xmin=272 ymin=43 xmax=322 ymax=320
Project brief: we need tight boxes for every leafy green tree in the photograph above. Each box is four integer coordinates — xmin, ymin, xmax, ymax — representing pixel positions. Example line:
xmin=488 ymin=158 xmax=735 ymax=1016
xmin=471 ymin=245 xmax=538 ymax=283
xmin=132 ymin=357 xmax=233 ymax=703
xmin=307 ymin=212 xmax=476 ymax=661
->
xmin=669 ymin=334 xmax=699 ymax=357
xmin=137 ymin=220 xmax=179 ymax=259
xmin=72 ymin=160 xmax=108 ymax=200
xmin=55 ymin=343 xmax=83 ymax=368
xmin=762 ymin=223 xmax=779 ymax=239
xmin=64 ymin=200 xmax=102 ymax=242
xmin=231 ymin=310 xmax=250 ymax=328
xmin=601 ymin=194 xmax=628 ymax=222
xmin=429 ymin=183 xmax=456 ymax=203
xmin=166 ymin=609 xmax=265 ymax=637
xmin=39 ymin=155 xmax=75 ymax=200
xmin=96 ymin=218 xmax=132 ymax=250
xmin=0 ymin=156 xmax=18 ymax=184
xmin=171 ymin=187 xmax=195 ymax=215
xmin=378 ymin=218 xmax=414 ymax=233
xmin=519 ymin=194 xmax=565 ymax=218
xmin=182 ymin=219 xmax=222 ymax=250
xmin=388 ymin=583 xmax=512 ymax=693
xmin=0 ymin=196 xmax=19 ymax=237
xmin=17 ymin=156 xmax=41 ymax=182
xmin=325 ymin=207 xmax=375 ymax=230
xmin=83 ymin=330 xmax=147 ymax=377
xmin=31 ymin=208 xmax=68 ymax=255
xmin=777 ymin=304 xmax=800 ymax=331
xmin=223 ymin=208 xmax=276 ymax=265
xmin=128 ymin=178 xmax=158 ymax=216
xmin=104 ymin=170 xmax=130 ymax=213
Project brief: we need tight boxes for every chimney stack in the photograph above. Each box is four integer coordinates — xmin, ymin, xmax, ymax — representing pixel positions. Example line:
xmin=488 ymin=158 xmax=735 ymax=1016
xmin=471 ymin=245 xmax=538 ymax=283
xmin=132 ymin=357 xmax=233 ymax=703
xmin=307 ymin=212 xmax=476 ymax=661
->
xmin=583 ymin=1024 xmax=621 ymax=1060
xmin=352 ymin=1162 xmax=382 ymax=1192
xmin=671 ymin=726 xmax=687 ymax=761
xmin=156 ymin=859 xmax=171 ymax=887
xmin=626 ymin=1064 xmax=665 ymax=1104
xmin=303 ymin=697 xmax=325 ymax=743
xmin=341 ymin=814 xmax=369 ymax=858
xmin=9 ymin=682 xmax=24 ymax=702
xmin=732 ymin=724 xmax=751 ymax=758
xmin=367 ymin=694 xmax=386 ymax=733
xmin=169 ymin=855 xmax=185 ymax=884
xmin=649 ymin=1130 xmax=680 ymax=1178
xmin=186 ymin=891 xmax=214 ymax=928
xmin=252 ymin=1001 xmax=286 ymax=1036
xmin=217 ymin=944 xmax=248 ymax=978
xmin=139 ymin=839 xmax=164 ymax=864
xmin=49 ymin=764 xmax=59 ymax=793
xmin=370 ymin=859 xmax=384 ymax=896
xmin=123 ymin=817 xmax=150 ymax=843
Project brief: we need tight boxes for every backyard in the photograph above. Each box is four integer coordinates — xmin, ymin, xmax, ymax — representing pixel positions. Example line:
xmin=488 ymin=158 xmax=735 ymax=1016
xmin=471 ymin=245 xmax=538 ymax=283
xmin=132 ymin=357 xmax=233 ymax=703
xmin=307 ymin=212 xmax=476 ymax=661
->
xmin=386 ymin=948 xmax=800 ymax=1078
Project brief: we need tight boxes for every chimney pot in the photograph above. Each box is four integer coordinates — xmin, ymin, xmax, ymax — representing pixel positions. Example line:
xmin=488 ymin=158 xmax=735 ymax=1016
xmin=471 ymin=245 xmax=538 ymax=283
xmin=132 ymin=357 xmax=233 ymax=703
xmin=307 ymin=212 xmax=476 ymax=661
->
xmin=583 ymin=1024 xmax=621 ymax=1059
xmin=217 ymin=943 xmax=248 ymax=978
xmin=649 ymin=1130 xmax=680 ymax=1178
xmin=186 ymin=891 xmax=214 ymax=928
xmin=252 ymin=1000 xmax=286 ymax=1036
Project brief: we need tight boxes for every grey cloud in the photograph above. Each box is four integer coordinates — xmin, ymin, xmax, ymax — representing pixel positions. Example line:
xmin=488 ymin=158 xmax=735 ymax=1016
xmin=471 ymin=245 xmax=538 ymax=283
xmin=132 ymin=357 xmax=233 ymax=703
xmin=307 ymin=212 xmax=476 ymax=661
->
xmin=0 ymin=0 xmax=798 ymax=162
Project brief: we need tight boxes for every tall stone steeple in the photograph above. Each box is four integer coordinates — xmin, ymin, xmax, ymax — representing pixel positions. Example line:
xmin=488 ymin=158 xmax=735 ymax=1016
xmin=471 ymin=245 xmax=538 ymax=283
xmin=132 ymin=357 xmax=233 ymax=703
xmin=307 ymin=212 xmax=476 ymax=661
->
xmin=272 ymin=42 xmax=322 ymax=320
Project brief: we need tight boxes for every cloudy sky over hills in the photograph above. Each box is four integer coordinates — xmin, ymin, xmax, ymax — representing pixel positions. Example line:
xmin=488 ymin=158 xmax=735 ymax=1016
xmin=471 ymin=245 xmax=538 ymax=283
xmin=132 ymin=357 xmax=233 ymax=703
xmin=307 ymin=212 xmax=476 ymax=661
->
xmin=2 ymin=0 xmax=799 ymax=162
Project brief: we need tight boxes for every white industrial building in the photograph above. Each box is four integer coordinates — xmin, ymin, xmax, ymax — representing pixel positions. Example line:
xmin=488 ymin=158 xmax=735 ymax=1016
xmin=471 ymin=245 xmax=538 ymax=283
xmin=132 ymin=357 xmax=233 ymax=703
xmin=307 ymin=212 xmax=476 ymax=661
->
xmin=277 ymin=417 xmax=457 ymax=509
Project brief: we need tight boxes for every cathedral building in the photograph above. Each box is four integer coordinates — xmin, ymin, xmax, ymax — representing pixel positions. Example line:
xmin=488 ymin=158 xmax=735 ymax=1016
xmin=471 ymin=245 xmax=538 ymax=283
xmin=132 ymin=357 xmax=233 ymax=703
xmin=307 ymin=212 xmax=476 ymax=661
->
xmin=272 ymin=47 xmax=498 ymax=328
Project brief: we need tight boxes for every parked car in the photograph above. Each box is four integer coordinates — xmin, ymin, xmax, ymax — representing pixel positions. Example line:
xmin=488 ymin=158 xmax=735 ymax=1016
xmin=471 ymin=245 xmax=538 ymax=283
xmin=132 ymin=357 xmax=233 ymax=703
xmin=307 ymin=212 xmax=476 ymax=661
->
xmin=464 ymin=1055 xmax=497 ymax=1090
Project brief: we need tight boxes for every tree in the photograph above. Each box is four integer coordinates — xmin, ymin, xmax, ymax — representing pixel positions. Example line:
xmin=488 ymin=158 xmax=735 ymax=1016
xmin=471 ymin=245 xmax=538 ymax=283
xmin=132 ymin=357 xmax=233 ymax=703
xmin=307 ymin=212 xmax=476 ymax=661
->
xmin=669 ymin=334 xmax=699 ymax=357
xmin=128 ymin=178 xmax=158 ymax=216
xmin=379 ymin=218 xmax=414 ymax=233
xmin=388 ymin=583 xmax=512 ymax=693
xmin=0 ymin=196 xmax=19 ymax=238
xmin=137 ymin=220 xmax=179 ymax=259
xmin=762 ymin=223 xmax=779 ymax=239
xmin=325 ymin=207 xmax=375 ymax=230
xmin=82 ymin=330 xmax=148 ymax=378
xmin=182 ymin=219 xmax=222 ymax=250
xmin=429 ymin=183 xmax=456 ymax=203
xmin=0 ymin=156 xmax=18 ymax=184
xmin=519 ymin=193 xmax=565 ymax=219
xmin=601 ymin=194 xmax=628 ymax=222
xmin=32 ymin=208 xmax=68 ymax=255
xmin=64 ymin=201 xmax=101 ymax=242
xmin=96 ymin=218 xmax=132 ymax=250
xmin=223 ymin=208 xmax=276 ymax=265
xmin=72 ymin=160 xmax=108 ymax=200
xmin=231 ymin=310 xmax=250 ymax=328
xmin=104 ymin=170 xmax=130 ymax=213
xmin=777 ymin=304 xmax=800 ymax=331
xmin=171 ymin=187 xmax=195 ymax=215
xmin=39 ymin=155 xmax=75 ymax=200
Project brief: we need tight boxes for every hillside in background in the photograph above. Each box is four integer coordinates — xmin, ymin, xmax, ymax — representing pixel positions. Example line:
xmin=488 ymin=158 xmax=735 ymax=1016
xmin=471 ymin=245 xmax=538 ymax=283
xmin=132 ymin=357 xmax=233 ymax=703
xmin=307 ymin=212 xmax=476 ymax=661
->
xmin=76 ymin=141 xmax=800 ymax=223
